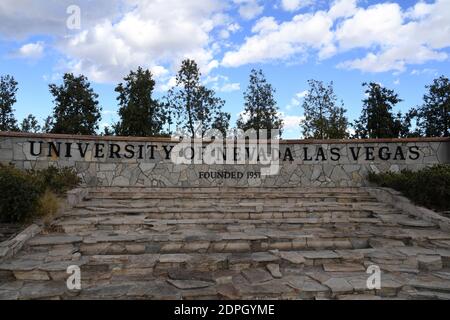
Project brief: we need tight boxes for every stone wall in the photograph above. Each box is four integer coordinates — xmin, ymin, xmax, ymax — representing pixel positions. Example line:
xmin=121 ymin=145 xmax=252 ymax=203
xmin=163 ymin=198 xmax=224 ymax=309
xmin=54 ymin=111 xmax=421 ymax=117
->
xmin=1 ymin=132 xmax=449 ymax=188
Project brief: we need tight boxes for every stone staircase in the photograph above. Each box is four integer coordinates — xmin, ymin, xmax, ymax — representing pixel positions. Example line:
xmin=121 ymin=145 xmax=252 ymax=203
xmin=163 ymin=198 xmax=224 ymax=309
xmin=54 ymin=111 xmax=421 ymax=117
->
xmin=1 ymin=187 xmax=450 ymax=300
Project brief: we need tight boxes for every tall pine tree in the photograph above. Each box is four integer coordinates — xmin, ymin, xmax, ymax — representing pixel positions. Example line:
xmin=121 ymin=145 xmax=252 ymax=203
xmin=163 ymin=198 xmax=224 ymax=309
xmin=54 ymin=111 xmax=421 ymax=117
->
xmin=237 ymin=69 xmax=283 ymax=138
xmin=301 ymin=80 xmax=348 ymax=139
xmin=166 ymin=59 xmax=229 ymax=138
xmin=354 ymin=82 xmax=407 ymax=139
xmin=0 ymin=75 xmax=18 ymax=131
xmin=114 ymin=67 xmax=167 ymax=137
xmin=415 ymin=76 xmax=450 ymax=137
xmin=21 ymin=114 xmax=41 ymax=133
xmin=49 ymin=73 xmax=102 ymax=135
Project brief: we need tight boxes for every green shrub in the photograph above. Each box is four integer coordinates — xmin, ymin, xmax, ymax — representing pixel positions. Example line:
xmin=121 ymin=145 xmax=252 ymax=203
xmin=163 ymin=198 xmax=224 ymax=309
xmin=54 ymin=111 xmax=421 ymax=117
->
xmin=28 ymin=166 xmax=81 ymax=196
xmin=368 ymin=165 xmax=450 ymax=212
xmin=0 ymin=165 xmax=43 ymax=223
xmin=0 ymin=165 xmax=80 ymax=223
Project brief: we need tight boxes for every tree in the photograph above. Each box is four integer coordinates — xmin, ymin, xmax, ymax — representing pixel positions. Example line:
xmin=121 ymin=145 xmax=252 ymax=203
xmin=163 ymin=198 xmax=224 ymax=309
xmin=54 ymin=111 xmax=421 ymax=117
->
xmin=212 ymin=111 xmax=231 ymax=138
xmin=0 ymin=75 xmax=18 ymax=131
xmin=301 ymin=80 xmax=348 ymax=139
xmin=114 ymin=67 xmax=167 ymax=137
xmin=20 ymin=114 xmax=41 ymax=133
xmin=353 ymin=82 xmax=407 ymax=139
xmin=49 ymin=73 xmax=102 ymax=135
xmin=414 ymin=76 xmax=450 ymax=137
xmin=42 ymin=116 xmax=53 ymax=133
xmin=166 ymin=59 xmax=229 ymax=138
xmin=237 ymin=69 xmax=283 ymax=138
xmin=102 ymin=126 xmax=114 ymax=136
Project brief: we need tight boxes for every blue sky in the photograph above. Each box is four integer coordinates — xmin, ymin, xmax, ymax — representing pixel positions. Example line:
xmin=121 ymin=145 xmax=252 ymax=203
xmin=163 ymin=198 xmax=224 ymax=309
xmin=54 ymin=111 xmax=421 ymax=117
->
xmin=0 ymin=0 xmax=449 ymax=138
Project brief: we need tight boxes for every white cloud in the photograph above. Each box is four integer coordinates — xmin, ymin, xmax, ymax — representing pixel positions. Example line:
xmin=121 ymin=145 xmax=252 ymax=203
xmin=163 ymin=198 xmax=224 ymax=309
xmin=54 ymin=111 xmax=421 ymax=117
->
xmin=405 ymin=1 xmax=434 ymax=19
xmin=42 ymin=72 xmax=62 ymax=83
xmin=158 ymin=76 xmax=178 ymax=92
xmin=338 ymin=46 xmax=447 ymax=73
xmin=220 ymin=82 xmax=241 ymax=92
xmin=286 ymin=90 xmax=309 ymax=110
xmin=222 ymin=11 xmax=334 ymax=67
xmin=234 ymin=0 xmax=264 ymax=20
xmin=296 ymin=90 xmax=309 ymax=99
xmin=279 ymin=112 xmax=305 ymax=130
xmin=219 ymin=23 xmax=242 ymax=39
xmin=336 ymin=0 xmax=450 ymax=72
xmin=2 ymin=0 xmax=450 ymax=82
xmin=0 ymin=0 xmax=123 ymax=40
xmin=252 ymin=17 xmax=279 ymax=34
xmin=224 ymin=0 xmax=450 ymax=73
xmin=280 ymin=0 xmax=314 ymax=12
xmin=328 ymin=0 xmax=358 ymax=20
xmin=204 ymin=74 xmax=241 ymax=92
xmin=150 ymin=66 xmax=170 ymax=78
xmin=228 ymin=23 xmax=241 ymax=33
xmin=59 ymin=0 xmax=226 ymax=83
xmin=14 ymin=42 xmax=44 ymax=59
xmin=410 ymin=68 xmax=438 ymax=76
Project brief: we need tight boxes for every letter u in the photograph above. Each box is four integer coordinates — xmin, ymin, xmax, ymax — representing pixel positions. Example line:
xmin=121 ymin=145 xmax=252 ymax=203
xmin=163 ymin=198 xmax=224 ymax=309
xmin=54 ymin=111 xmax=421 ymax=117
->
xmin=29 ymin=141 xmax=43 ymax=156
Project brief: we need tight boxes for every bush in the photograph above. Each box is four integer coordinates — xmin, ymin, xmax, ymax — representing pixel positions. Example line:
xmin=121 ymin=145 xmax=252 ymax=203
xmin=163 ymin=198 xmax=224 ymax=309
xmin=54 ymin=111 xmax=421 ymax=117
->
xmin=0 ymin=165 xmax=43 ymax=223
xmin=28 ymin=166 xmax=80 ymax=195
xmin=0 ymin=165 xmax=80 ymax=223
xmin=37 ymin=190 xmax=61 ymax=227
xmin=368 ymin=165 xmax=450 ymax=212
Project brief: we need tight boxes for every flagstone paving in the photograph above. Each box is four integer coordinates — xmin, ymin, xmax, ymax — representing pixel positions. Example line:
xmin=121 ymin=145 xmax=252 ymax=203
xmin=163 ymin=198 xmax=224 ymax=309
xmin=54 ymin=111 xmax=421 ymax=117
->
xmin=0 ymin=187 xmax=450 ymax=300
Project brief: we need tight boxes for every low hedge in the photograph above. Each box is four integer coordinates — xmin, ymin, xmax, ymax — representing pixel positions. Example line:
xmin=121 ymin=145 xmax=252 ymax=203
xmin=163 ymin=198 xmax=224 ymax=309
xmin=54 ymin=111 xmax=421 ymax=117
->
xmin=368 ymin=165 xmax=450 ymax=212
xmin=0 ymin=165 xmax=80 ymax=223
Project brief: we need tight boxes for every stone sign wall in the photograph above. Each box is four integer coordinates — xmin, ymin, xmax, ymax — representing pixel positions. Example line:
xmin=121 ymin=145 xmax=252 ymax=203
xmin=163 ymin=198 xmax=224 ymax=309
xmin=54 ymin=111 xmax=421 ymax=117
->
xmin=1 ymin=132 xmax=449 ymax=188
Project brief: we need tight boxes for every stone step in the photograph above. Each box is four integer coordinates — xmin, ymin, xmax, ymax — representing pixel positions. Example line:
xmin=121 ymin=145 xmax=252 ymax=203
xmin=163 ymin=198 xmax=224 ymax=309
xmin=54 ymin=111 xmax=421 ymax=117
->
xmin=88 ymin=186 xmax=370 ymax=195
xmin=3 ymin=254 xmax=442 ymax=300
xmin=78 ymin=200 xmax=379 ymax=211
xmin=0 ymin=250 xmax=356 ymax=281
xmin=3 ymin=248 xmax=427 ymax=285
xmin=0 ymin=270 xmax=391 ymax=300
xmin=24 ymin=224 xmax=450 ymax=255
xmin=24 ymin=232 xmax=364 ymax=255
xmin=62 ymin=209 xmax=395 ymax=220
xmin=81 ymin=196 xmax=379 ymax=206
xmin=85 ymin=193 xmax=376 ymax=201
xmin=70 ymin=203 xmax=398 ymax=214
xmin=55 ymin=217 xmax=387 ymax=233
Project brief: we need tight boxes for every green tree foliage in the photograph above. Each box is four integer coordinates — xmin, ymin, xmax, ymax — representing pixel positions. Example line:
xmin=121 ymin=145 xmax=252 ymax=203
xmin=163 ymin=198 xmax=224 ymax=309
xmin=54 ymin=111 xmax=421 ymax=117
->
xmin=166 ymin=59 xmax=229 ymax=138
xmin=237 ymin=69 xmax=283 ymax=138
xmin=212 ymin=111 xmax=231 ymax=138
xmin=354 ymin=82 xmax=409 ymax=139
xmin=0 ymin=75 xmax=18 ymax=131
xmin=21 ymin=114 xmax=41 ymax=133
xmin=102 ymin=126 xmax=114 ymax=136
xmin=49 ymin=73 xmax=102 ymax=135
xmin=414 ymin=76 xmax=450 ymax=137
xmin=42 ymin=116 xmax=53 ymax=133
xmin=114 ymin=67 xmax=167 ymax=137
xmin=301 ymin=80 xmax=348 ymax=139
